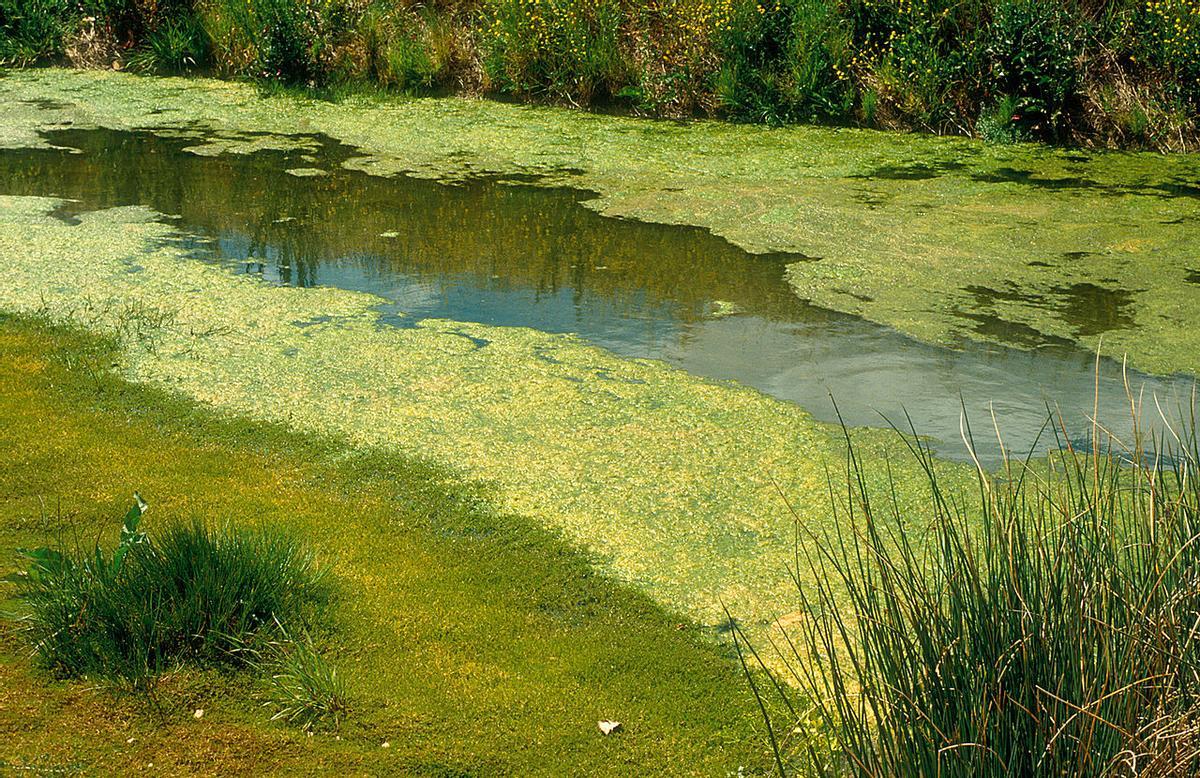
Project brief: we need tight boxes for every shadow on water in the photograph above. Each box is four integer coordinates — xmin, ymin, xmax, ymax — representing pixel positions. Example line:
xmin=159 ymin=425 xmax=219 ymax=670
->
xmin=961 ymin=281 xmax=1138 ymax=340
xmin=0 ymin=126 xmax=1194 ymax=465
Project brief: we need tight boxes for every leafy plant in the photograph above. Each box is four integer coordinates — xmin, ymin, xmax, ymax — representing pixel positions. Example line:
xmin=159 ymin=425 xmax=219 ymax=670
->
xmin=987 ymin=0 xmax=1082 ymax=138
xmin=479 ymin=0 xmax=629 ymax=104
xmin=1135 ymin=0 xmax=1200 ymax=107
xmin=842 ymin=0 xmax=987 ymax=131
xmin=716 ymin=0 xmax=854 ymax=124
xmin=977 ymin=94 xmax=1026 ymax=143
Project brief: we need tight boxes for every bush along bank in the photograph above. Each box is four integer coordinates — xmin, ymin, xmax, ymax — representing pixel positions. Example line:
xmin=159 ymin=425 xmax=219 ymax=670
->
xmin=1 ymin=0 xmax=1198 ymax=150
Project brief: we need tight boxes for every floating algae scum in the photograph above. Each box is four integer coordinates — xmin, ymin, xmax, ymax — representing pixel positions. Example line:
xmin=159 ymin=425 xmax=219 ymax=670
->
xmin=0 ymin=70 xmax=1198 ymax=639
xmin=4 ymin=70 xmax=1200 ymax=373
xmin=1 ymin=125 xmax=1195 ymax=466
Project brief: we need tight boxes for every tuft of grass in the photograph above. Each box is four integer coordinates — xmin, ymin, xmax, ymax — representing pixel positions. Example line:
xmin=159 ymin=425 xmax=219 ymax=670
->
xmin=0 ymin=0 xmax=73 ymax=65
xmin=743 ymin=401 xmax=1200 ymax=776
xmin=259 ymin=634 xmax=349 ymax=731
xmin=9 ymin=498 xmax=331 ymax=690
xmin=357 ymin=4 xmax=437 ymax=92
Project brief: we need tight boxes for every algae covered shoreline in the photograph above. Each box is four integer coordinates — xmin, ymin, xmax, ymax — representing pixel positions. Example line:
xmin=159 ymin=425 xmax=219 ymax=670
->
xmin=0 ymin=67 xmax=1196 ymax=639
xmin=0 ymin=193 xmax=959 ymax=641
xmin=0 ymin=314 xmax=775 ymax=774
xmin=2 ymin=67 xmax=1199 ymax=777
xmin=2 ymin=69 xmax=1198 ymax=377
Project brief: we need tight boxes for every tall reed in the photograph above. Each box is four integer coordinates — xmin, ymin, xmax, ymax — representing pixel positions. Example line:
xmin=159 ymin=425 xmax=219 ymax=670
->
xmin=4 ymin=0 xmax=1199 ymax=146
xmin=741 ymin=387 xmax=1200 ymax=776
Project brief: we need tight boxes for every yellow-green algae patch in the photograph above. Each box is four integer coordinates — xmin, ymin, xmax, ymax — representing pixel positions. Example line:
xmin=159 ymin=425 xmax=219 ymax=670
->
xmin=0 ymin=194 xmax=960 ymax=636
xmin=2 ymin=69 xmax=1199 ymax=375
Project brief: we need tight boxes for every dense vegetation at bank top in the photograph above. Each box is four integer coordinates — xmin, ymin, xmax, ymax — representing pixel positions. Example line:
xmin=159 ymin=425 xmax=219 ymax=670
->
xmin=1 ymin=0 xmax=1198 ymax=149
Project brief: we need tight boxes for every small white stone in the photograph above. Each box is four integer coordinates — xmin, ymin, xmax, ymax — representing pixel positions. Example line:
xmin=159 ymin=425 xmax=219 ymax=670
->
xmin=193 ymin=709 xmax=204 ymax=719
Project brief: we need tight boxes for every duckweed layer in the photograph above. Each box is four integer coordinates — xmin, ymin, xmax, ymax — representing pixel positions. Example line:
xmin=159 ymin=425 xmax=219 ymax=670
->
xmin=0 ymin=195 xmax=960 ymax=637
xmin=2 ymin=69 xmax=1199 ymax=375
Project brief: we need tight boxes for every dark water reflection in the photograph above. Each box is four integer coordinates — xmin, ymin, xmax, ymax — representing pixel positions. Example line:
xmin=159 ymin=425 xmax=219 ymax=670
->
xmin=1 ymin=127 xmax=1193 ymax=464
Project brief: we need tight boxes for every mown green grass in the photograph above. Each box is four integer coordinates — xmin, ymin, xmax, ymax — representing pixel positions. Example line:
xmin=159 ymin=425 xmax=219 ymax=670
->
xmin=0 ymin=312 xmax=774 ymax=775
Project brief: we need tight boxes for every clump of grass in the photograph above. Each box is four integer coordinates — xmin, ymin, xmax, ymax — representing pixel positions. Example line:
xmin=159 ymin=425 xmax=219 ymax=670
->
xmin=9 ymin=496 xmax=332 ymax=692
xmin=0 ymin=0 xmax=74 ymax=64
xmin=356 ymin=3 xmax=437 ymax=92
xmin=258 ymin=633 xmax=349 ymax=731
xmin=743 ymin=400 xmax=1200 ymax=776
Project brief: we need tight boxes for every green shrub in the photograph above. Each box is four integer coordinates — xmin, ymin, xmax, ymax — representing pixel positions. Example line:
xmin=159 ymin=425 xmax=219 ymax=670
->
xmin=716 ymin=0 xmax=854 ymax=124
xmin=3 ymin=0 xmax=1199 ymax=146
xmin=1135 ymin=0 xmax=1200 ymax=107
xmin=622 ymin=0 xmax=731 ymax=115
xmin=10 ymin=497 xmax=331 ymax=690
xmin=976 ymin=93 xmax=1025 ymax=143
xmin=843 ymin=0 xmax=987 ymax=130
xmin=252 ymin=0 xmax=337 ymax=83
xmin=743 ymin=416 xmax=1200 ymax=775
xmin=479 ymin=0 xmax=629 ymax=103
xmin=987 ymin=0 xmax=1082 ymax=139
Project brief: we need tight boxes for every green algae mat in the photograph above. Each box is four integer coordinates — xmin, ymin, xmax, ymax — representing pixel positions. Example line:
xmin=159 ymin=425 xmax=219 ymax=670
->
xmin=3 ymin=69 xmax=1198 ymax=376
xmin=1 ymin=68 xmax=1197 ymax=642
xmin=0 ymin=194 xmax=955 ymax=643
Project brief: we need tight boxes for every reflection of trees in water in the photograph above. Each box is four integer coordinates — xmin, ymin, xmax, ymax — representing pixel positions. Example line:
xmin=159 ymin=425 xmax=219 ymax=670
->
xmin=0 ymin=127 xmax=826 ymax=326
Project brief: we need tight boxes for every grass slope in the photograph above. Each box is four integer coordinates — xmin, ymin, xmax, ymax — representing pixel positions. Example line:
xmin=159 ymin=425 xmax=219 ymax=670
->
xmin=0 ymin=313 xmax=771 ymax=775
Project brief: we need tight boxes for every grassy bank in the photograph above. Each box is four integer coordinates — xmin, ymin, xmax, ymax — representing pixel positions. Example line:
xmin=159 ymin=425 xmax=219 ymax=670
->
xmin=0 ymin=312 xmax=772 ymax=774
xmin=2 ymin=0 xmax=1199 ymax=149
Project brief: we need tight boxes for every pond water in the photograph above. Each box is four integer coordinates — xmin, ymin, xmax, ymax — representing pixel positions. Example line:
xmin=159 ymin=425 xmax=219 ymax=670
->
xmin=3 ymin=127 xmax=1193 ymax=464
